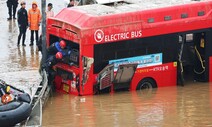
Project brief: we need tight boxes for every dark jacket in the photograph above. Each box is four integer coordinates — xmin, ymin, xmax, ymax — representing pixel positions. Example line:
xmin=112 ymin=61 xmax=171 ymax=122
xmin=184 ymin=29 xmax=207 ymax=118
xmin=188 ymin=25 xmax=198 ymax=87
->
xmin=48 ymin=42 xmax=62 ymax=56
xmin=17 ymin=7 xmax=28 ymax=27
xmin=7 ymin=0 xmax=18 ymax=7
xmin=48 ymin=42 xmax=71 ymax=56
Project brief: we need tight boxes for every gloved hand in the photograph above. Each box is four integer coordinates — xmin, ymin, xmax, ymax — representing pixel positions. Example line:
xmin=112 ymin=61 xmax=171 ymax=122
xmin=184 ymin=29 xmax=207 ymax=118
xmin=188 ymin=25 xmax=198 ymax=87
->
xmin=18 ymin=24 xmax=21 ymax=27
xmin=38 ymin=23 xmax=40 ymax=26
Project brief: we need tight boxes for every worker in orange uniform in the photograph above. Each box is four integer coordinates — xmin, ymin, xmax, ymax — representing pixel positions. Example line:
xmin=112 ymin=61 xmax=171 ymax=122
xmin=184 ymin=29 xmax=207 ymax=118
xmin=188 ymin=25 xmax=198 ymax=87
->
xmin=28 ymin=1 xmax=41 ymax=46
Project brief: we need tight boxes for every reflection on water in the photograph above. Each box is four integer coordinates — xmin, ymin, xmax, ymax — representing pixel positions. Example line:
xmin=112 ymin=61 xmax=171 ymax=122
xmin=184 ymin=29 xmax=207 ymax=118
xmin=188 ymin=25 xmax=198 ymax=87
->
xmin=43 ymin=83 xmax=212 ymax=127
xmin=18 ymin=46 xmax=27 ymax=67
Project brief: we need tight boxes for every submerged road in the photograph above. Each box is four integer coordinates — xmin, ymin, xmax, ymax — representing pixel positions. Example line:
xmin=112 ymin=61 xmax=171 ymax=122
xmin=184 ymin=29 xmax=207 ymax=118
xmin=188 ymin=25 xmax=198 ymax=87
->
xmin=0 ymin=0 xmax=212 ymax=127
xmin=43 ymin=84 xmax=212 ymax=127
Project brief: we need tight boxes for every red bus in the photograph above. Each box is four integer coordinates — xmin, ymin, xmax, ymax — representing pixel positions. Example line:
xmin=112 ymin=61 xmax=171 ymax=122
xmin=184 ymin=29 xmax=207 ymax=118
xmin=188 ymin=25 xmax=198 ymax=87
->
xmin=46 ymin=0 xmax=212 ymax=96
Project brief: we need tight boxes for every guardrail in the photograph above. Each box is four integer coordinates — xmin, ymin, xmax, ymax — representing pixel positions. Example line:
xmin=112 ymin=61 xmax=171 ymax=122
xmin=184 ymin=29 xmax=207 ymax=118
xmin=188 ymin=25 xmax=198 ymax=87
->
xmin=22 ymin=70 xmax=50 ymax=127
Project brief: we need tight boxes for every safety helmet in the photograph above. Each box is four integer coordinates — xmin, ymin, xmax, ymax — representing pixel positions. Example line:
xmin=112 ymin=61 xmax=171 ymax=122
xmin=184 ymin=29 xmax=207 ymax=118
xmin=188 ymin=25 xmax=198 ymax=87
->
xmin=55 ymin=52 xmax=63 ymax=59
xmin=59 ymin=40 xmax=66 ymax=48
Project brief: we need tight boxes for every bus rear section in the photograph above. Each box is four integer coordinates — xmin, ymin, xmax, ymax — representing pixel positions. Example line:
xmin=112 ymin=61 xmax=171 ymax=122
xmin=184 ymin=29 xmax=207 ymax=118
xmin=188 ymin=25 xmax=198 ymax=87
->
xmin=46 ymin=18 xmax=81 ymax=95
xmin=49 ymin=35 xmax=80 ymax=95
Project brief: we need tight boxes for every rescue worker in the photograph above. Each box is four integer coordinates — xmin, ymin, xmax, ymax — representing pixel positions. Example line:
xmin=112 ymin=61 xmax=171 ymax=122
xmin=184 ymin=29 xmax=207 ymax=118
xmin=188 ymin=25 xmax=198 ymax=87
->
xmin=67 ymin=0 xmax=75 ymax=7
xmin=43 ymin=52 xmax=63 ymax=71
xmin=42 ymin=40 xmax=72 ymax=86
xmin=48 ymin=40 xmax=68 ymax=56
xmin=42 ymin=52 xmax=63 ymax=86
xmin=46 ymin=3 xmax=54 ymax=18
xmin=41 ymin=40 xmax=66 ymax=70
xmin=42 ymin=40 xmax=71 ymax=70
xmin=6 ymin=0 xmax=18 ymax=20
xmin=28 ymin=1 xmax=41 ymax=46
xmin=17 ymin=1 xmax=28 ymax=46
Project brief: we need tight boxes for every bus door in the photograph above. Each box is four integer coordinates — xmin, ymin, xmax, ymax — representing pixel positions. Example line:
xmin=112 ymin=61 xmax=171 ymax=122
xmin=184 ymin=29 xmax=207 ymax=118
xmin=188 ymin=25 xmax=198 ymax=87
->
xmin=96 ymin=63 xmax=137 ymax=92
xmin=177 ymin=32 xmax=207 ymax=85
xmin=113 ymin=64 xmax=138 ymax=91
xmin=178 ymin=35 xmax=186 ymax=86
xmin=193 ymin=32 xmax=206 ymax=82
xmin=97 ymin=64 xmax=114 ymax=91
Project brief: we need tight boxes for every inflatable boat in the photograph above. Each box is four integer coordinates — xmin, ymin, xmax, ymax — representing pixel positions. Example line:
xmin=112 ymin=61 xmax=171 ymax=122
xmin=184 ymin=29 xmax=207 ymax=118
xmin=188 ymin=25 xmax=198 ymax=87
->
xmin=0 ymin=80 xmax=32 ymax=127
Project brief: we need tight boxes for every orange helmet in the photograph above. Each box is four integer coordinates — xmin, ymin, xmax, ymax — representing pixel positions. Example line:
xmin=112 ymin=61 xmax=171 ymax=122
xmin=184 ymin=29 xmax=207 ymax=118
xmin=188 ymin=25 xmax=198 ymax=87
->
xmin=59 ymin=40 xmax=66 ymax=48
xmin=55 ymin=52 xmax=63 ymax=59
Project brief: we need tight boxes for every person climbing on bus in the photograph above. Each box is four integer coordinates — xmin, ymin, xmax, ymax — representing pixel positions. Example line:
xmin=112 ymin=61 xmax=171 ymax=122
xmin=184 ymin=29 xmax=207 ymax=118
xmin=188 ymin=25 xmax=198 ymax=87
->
xmin=47 ymin=40 xmax=72 ymax=60
xmin=42 ymin=52 xmax=63 ymax=86
xmin=48 ymin=40 xmax=67 ymax=56
xmin=42 ymin=52 xmax=63 ymax=71
xmin=40 ymin=40 xmax=72 ymax=81
xmin=41 ymin=40 xmax=71 ymax=71
xmin=48 ymin=40 xmax=66 ymax=54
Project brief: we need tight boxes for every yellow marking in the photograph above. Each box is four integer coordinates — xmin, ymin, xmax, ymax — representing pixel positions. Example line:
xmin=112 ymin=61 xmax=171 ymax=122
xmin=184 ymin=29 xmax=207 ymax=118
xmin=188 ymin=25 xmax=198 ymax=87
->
xmin=63 ymin=84 xmax=70 ymax=93
xmin=6 ymin=86 xmax=10 ymax=93
xmin=173 ymin=62 xmax=177 ymax=67
xmin=200 ymin=38 xmax=205 ymax=48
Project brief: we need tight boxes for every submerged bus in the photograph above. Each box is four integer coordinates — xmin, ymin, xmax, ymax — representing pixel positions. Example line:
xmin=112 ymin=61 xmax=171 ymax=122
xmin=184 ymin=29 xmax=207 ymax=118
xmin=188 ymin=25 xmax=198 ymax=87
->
xmin=46 ymin=0 xmax=212 ymax=95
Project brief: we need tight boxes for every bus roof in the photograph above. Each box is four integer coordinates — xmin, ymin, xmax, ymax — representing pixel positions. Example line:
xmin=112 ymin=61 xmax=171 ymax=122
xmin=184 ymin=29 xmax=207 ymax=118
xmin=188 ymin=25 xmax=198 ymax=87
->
xmin=53 ymin=0 xmax=211 ymax=28
xmin=78 ymin=0 xmax=205 ymax=16
xmin=49 ymin=0 xmax=212 ymax=42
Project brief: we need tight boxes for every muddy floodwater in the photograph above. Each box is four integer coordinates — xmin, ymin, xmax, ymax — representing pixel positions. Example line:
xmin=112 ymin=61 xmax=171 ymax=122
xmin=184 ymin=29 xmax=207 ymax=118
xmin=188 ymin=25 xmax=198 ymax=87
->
xmin=43 ymin=83 xmax=212 ymax=127
xmin=0 ymin=0 xmax=212 ymax=127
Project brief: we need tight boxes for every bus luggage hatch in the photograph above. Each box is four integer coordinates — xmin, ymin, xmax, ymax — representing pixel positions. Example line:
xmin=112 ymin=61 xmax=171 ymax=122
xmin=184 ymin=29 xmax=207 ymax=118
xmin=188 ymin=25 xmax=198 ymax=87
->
xmin=113 ymin=64 xmax=138 ymax=90
xmin=98 ymin=64 xmax=114 ymax=90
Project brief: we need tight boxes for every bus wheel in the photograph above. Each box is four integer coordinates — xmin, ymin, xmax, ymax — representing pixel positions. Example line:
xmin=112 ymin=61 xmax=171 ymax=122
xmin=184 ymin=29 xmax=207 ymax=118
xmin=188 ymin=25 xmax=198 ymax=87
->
xmin=136 ymin=78 xmax=157 ymax=91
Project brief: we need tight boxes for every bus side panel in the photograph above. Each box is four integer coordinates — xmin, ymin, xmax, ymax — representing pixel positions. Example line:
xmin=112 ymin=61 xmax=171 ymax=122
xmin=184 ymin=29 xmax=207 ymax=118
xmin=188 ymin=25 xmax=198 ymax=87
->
xmin=80 ymin=45 xmax=95 ymax=95
xmin=130 ymin=63 xmax=177 ymax=90
xmin=210 ymin=57 xmax=212 ymax=82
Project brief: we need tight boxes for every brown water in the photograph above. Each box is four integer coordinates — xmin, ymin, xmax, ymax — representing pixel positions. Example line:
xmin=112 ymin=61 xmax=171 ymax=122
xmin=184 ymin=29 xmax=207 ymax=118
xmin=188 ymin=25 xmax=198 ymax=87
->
xmin=43 ymin=83 xmax=212 ymax=127
xmin=1 ymin=1 xmax=212 ymax=127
